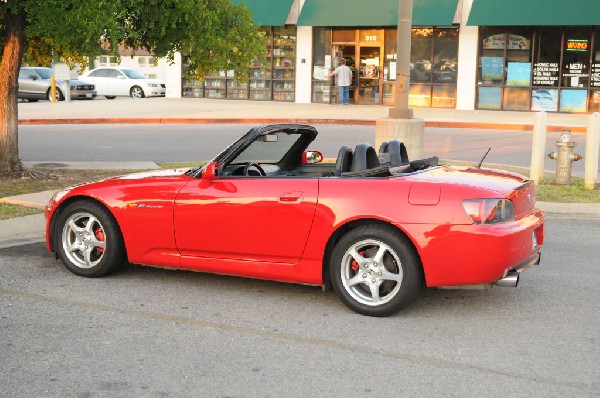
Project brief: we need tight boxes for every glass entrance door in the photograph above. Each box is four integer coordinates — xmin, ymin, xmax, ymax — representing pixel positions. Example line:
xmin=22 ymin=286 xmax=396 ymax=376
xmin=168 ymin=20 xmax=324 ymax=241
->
xmin=357 ymin=46 xmax=382 ymax=105
xmin=331 ymin=44 xmax=356 ymax=104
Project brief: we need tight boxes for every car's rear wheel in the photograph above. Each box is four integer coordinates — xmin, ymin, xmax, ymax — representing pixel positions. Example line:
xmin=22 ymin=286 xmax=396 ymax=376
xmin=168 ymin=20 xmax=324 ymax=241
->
xmin=46 ymin=88 xmax=64 ymax=101
xmin=330 ymin=225 xmax=424 ymax=317
xmin=55 ymin=201 xmax=126 ymax=277
xmin=105 ymin=96 xmax=116 ymax=100
xmin=129 ymin=86 xmax=145 ymax=98
xmin=27 ymin=99 xmax=39 ymax=103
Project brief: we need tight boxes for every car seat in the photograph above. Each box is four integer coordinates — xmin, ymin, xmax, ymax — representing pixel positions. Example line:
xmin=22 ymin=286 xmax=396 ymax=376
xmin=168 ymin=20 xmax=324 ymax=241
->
xmin=333 ymin=145 xmax=353 ymax=176
xmin=342 ymin=143 xmax=391 ymax=177
xmin=378 ymin=139 xmax=409 ymax=167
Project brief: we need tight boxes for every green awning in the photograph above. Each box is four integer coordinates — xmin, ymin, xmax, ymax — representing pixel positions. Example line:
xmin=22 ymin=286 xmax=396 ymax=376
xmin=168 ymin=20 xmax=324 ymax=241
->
xmin=234 ymin=0 xmax=295 ymax=26
xmin=468 ymin=0 xmax=600 ymax=26
xmin=297 ymin=0 xmax=459 ymax=27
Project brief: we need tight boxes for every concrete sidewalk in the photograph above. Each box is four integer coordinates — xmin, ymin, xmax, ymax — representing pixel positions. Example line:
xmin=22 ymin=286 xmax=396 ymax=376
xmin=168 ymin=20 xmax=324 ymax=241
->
xmin=18 ymin=97 xmax=594 ymax=132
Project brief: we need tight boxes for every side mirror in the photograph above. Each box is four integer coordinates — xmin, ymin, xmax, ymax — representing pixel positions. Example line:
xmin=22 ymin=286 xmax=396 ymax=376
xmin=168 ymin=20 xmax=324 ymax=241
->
xmin=30 ymin=75 xmax=38 ymax=80
xmin=302 ymin=151 xmax=324 ymax=165
xmin=201 ymin=161 xmax=218 ymax=180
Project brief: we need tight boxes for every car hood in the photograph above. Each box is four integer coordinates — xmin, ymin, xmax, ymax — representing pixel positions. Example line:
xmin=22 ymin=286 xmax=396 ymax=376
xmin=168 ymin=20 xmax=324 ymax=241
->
xmin=406 ymin=165 xmax=530 ymax=195
xmin=114 ymin=168 xmax=191 ymax=180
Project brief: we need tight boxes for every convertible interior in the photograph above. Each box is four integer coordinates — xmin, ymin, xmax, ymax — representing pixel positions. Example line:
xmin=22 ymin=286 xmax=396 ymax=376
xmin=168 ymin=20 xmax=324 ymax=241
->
xmin=217 ymin=125 xmax=439 ymax=179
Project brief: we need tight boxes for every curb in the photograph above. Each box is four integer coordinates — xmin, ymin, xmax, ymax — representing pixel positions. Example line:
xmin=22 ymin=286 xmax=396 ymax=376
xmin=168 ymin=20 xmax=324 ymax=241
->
xmin=17 ymin=117 xmax=587 ymax=132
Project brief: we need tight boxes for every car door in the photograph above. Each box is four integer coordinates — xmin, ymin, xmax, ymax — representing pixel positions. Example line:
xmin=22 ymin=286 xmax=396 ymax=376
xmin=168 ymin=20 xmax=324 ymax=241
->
xmin=86 ymin=69 xmax=110 ymax=94
xmin=108 ymin=69 xmax=130 ymax=95
xmin=18 ymin=69 xmax=42 ymax=98
xmin=173 ymin=177 xmax=319 ymax=265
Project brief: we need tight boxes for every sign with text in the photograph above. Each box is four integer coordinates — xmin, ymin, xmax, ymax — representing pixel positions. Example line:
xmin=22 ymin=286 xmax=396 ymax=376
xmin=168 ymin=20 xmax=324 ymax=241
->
xmin=533 ymin=62 xmax=559 ymax=86
xmin=591 ymin=63 xmax=600 ymax=87
xmin=566 ymin=39 xmax=589 ymax=52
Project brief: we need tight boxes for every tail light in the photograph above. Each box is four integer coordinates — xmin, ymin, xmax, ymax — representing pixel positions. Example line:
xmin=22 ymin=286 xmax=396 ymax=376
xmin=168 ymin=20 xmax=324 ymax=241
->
xmin=462 ymin=199 xmax=514 ymax=224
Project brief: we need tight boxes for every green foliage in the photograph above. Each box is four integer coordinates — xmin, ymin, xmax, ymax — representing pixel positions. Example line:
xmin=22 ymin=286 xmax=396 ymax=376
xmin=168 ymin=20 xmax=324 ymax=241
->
xmin=1 ymin=0 xmax=266 ymax=80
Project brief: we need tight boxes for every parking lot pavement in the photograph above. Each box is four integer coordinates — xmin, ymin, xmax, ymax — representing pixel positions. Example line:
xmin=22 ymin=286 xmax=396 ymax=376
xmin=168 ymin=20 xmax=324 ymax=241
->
xmin=0 ymin=217 xmax=599 ymax=396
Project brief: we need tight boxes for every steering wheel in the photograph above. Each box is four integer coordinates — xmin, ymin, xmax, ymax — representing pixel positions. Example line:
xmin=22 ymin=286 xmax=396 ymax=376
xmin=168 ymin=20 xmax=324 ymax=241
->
xmin=242 ymin=162 xmax=266 ymax=176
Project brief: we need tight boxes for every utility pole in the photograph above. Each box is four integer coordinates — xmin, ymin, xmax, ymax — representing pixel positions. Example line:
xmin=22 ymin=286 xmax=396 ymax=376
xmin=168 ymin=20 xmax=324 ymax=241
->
xmin=375 ymin=0 xmax=424 ymax=158
xmin=389 ymin=0 xmax=413 ymax=119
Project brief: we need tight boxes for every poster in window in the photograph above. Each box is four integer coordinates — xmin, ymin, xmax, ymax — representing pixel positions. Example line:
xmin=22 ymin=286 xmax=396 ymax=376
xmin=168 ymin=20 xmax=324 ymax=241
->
xmin=559 ymin=90 xmax=588 ymax=112
xmin=531 ymin=89 xmax=558 ymax=112
xmin=481 ymin=57 xmax=504 ymax=83
xmin=478 ymin=87 xmax=502 ymax=110
xmin=533 ymin=62 xmax=559 ymax=86
xmin=313 ymin=66 xmax=329 ymax=80
xmin=507 ymin=34 xmax=531 ymax=50
xmin=506 ymin=62 xmax=531 ymax=86
xmin=482 ymin=34 xmax=505 ymax=50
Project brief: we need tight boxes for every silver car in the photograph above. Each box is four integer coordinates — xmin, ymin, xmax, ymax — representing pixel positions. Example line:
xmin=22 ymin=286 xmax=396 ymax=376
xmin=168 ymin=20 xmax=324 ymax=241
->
xmin=18 ymin=67 xmax=97 ymax=102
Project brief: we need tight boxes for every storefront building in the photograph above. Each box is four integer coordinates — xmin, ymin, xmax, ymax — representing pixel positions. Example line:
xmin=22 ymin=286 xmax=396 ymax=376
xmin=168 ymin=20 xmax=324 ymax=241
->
xmin=169 ymin=0 xmax=600 ymax=113
xmin=468 ymin=0 xmax=600 ymax=113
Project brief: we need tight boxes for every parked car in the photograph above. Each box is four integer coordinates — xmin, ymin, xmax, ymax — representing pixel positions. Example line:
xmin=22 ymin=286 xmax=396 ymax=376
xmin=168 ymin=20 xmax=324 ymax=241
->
xmin=18 ymin=67 xmax=97 ymax=102
xmin=81 ymin=67 xmax=166 ymax=99
xmin=45 ymin=124 xmax=544 ymax=317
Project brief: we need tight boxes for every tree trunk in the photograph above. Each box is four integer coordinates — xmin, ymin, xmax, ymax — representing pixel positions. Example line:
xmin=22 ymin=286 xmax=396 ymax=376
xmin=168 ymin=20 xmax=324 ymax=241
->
xmin=0 ymin=10 xmax=26 ymax=174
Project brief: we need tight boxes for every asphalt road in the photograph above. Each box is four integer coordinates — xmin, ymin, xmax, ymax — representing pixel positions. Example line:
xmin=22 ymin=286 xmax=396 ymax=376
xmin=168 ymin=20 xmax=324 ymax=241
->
xmin=1 ymin=217 xmax=599 ymax=397
xmin=18 ymin=123 xmax=592 ymax=176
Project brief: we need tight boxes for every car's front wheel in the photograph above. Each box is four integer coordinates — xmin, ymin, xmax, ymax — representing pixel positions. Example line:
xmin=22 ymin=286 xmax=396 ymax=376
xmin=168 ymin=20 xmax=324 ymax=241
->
xmin=55 ymin=201 xmax=126 ymax=277
xmin=46 ymin=88 xmax=64 ymax=101
xmin=129 ymin=86 xmax=145 ymax=99
xmin=330 ymin=225 xmax=424 ymax=317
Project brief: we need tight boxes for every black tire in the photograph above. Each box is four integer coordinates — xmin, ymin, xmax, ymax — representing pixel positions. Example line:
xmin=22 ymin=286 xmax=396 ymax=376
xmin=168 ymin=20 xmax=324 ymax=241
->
xmin=105 ymin=96 xmax=117 ymax=100
xmin=55 ymin=200 xmax=126 ymax=277
xmin=330 ymin=225 xmax=424 ymax=317
xmin=129 ymin=86 xmax=145 ymax=98
xmin=27 ymin=99 xmax=39 ymax=103
xmin=46 ymin=88 xmax=64 ymax=101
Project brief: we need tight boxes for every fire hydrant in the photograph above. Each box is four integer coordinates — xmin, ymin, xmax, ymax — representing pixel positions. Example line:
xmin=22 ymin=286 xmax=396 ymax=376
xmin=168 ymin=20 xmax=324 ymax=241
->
xmin=547 ymin=129 xmax=582 ymax=185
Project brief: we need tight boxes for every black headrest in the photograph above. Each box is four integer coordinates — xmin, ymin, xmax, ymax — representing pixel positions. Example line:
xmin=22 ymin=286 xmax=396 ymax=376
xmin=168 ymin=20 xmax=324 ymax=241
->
xmin=351 ymin=143 xmax=380 ymax=172
xmin=334 ymin=145 xmax=353 ymax=176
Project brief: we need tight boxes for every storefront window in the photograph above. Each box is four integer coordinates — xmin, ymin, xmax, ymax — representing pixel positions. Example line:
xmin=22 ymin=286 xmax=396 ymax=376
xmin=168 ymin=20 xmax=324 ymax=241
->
xmin=183 ymin=27 xmax=296 ymax=102
xmin=478 ymin=27 xmax=506 ymax=86
xmin=410 ymin=29 xmax=433 ymax=84
xmin=477 ymin=26 xmax=599 ymax=113
xmin=312 ymin=27 xmax=333 ymax=103
xmin=312 ymin=27 xmax=458 ymax=107
xmin=432 ymin=29 xmax=458 ymax=107
xmin=406 ymin=28 xmax=458 ymax=108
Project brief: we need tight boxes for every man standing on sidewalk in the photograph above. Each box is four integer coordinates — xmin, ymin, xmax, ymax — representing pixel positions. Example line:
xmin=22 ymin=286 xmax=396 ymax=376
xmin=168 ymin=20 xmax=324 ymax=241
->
xmin=328 ymin=58 xmax=352 ymax=105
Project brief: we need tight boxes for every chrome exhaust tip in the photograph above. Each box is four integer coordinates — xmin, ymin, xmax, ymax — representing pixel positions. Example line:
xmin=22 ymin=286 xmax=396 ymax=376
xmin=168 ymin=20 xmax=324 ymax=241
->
xmin=493 ymin=271 xmax=519 ymax=288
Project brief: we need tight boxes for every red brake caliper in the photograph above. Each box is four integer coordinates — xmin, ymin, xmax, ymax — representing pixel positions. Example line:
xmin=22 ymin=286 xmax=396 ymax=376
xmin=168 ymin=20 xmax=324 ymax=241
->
xmin=351 ymin=251 xmax=363 ymax=272
xmin=94 ymin=228 xmax=105 ymax=253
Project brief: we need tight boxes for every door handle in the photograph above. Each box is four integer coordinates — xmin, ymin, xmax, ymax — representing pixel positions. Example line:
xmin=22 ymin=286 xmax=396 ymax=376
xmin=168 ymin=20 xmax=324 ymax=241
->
xmin=278 ymin=191 xmax=304 ymax=203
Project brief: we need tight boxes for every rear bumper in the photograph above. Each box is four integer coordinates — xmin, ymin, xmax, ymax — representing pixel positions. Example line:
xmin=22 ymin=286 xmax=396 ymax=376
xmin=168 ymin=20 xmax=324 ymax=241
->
xmin=405 ymin=209 xmax=545 ymax=287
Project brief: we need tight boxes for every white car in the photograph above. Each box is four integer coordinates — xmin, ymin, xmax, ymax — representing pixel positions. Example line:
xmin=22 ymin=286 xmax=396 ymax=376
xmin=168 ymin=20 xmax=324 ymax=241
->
xmin=81 ymin=67 xmax=166 ymax=99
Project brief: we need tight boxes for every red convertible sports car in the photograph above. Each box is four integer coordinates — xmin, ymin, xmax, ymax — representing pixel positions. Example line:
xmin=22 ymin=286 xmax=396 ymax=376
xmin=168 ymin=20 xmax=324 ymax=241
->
xmin=45 ymin=124 xmax=544 ymax=316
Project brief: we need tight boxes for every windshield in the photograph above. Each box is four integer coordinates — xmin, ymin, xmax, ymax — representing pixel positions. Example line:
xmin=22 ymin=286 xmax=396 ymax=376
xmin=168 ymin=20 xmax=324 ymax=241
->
xmin=34 ymin=68 xmax=52 ymax=79
xmin=230 ymin=132 xmax=302 ymax=164
xmin=121 ymin=69 xmax=147 ymax=79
